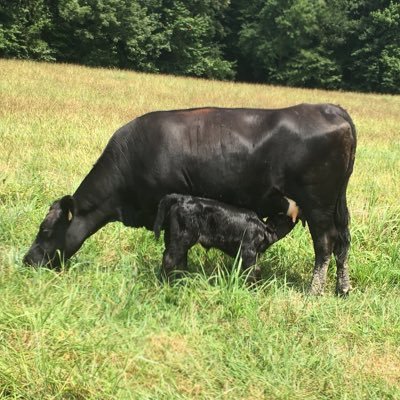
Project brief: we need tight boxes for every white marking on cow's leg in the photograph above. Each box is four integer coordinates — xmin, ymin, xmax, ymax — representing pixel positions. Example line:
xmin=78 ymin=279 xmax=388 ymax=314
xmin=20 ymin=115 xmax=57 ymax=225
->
xmin=284 ymin=197 xmax=299 ymax=223
xmin=310 ymin=257 xmax=330 ymax=295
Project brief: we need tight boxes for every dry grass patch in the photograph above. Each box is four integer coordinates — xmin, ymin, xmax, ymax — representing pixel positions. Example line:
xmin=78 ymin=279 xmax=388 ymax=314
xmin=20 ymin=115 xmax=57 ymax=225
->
xmin=145 ymin=332 xmax=194 ymax=363
xmin=349 ymin=346 xmax=400 ymax=388
xmin=139 ymin=332 xmax=207 ymax=396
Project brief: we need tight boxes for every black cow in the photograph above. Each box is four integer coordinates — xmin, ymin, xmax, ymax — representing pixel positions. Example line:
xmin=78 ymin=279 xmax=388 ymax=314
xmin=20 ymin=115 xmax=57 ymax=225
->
xmin=153 ymin=194 xmax=299 ymax=283
xmin=24 ymin=104 xmax=356 ymax=295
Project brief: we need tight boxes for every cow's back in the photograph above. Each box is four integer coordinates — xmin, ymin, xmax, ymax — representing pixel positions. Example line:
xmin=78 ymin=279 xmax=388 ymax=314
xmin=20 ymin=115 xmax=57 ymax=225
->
xmin=111 ymin=104 xmax=355 ymax=225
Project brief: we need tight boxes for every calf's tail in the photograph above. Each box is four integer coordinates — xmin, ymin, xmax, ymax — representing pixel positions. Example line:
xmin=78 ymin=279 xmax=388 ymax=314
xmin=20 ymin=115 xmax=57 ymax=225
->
xmin=153 ymin=194 xmax=182 ymax=240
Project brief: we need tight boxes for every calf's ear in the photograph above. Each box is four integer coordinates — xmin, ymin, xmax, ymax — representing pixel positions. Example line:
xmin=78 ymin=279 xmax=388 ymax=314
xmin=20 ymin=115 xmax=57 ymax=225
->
xmin=60 ymin=195 xmax=75 ymax=222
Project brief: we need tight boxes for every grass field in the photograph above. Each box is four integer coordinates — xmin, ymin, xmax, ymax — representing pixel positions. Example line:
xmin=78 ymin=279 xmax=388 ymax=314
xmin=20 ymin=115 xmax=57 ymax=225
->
xmin=0 ymin=59 xmax=399 ymax=399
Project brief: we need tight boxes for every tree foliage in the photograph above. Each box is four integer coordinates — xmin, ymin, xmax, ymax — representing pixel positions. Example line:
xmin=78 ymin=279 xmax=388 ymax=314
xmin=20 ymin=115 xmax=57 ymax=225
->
xmin=0 ymin=0 xmax=53 ymax=60
xmin=43 ymin=0 xmax=168 ymax=71
xmin=348 ymin=1 xmax=400 ymax=92
xmin=153 ymin=1 xmax=234 ymax=79
xmin=236 ymin=0 xmax=343 ymax=89
xmin=0 ymin=0 xmax=398 ymax=93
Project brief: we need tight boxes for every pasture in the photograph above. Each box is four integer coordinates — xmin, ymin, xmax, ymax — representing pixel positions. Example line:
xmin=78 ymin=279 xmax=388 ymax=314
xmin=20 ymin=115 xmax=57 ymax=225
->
xmin=0 ymin=59 xmax=399 ymax=399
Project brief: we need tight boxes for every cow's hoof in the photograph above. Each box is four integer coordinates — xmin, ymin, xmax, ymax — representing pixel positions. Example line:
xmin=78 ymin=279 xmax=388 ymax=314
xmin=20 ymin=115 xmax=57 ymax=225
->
xmin=309 ymin=278 xmax=325 ymax=296
xmin=309 ymin=282 xmax=325 ymax=295
xmin=335 ymin=284 xmax=352 ymax=297
xmin=309 ymin=288 xmax=324 ymax=296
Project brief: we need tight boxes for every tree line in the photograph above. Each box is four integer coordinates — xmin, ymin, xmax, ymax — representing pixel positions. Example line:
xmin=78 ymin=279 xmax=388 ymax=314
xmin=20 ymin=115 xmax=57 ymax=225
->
xmin=1 ymin=0 xmax=399 ymax=93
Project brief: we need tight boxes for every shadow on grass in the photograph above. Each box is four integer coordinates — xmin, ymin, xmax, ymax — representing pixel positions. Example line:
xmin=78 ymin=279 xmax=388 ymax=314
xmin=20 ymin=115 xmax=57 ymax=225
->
xmin=260 ymin=260 xmax=309 ymax=293
xmin=158 ymin=247 xmax=311 ymax=293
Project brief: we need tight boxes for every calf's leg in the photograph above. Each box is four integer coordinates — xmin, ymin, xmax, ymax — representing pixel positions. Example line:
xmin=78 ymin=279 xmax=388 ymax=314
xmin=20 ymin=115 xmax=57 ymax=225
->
xmin=241 ymin=248 xmax=261 ymax=284
xmin=161 ymin=246 xmax=189 ymax=282
xmin=160 ymin=219 xmax=197 ymax=282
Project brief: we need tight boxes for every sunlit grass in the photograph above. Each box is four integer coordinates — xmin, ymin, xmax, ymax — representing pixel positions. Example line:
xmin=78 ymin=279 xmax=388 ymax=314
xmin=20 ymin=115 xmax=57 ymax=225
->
xmin=0 ymin=59 xmax=399 ymax=398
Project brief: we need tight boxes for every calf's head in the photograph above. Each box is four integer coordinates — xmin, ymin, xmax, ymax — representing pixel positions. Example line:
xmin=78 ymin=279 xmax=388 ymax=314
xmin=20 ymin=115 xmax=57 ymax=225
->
xmin=23 ymin=195 xmax=75 ymax=268
xmin=257 ymin=225 xmax=279 ymax=253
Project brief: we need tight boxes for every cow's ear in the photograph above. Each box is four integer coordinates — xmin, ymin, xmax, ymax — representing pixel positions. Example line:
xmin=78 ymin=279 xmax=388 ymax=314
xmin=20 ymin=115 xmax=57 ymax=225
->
xmin=60 ymin=195 xmax=75 ymax=222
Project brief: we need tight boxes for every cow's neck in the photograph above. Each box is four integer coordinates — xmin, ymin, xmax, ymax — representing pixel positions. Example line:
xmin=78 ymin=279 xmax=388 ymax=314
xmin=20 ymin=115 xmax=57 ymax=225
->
xmin=74 ymin=153 xmax=121 ymax=212
xmin=66 ymin=155 xmax=124 ymax=257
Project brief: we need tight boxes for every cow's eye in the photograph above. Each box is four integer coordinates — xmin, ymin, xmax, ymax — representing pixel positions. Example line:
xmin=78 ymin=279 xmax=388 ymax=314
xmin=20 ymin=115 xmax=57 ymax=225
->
xmin=41 ymin=229 xmax=52 ymax=238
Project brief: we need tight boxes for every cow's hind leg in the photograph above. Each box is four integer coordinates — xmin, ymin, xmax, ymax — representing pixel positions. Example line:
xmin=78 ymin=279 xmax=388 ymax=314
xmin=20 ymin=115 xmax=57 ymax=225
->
xmin=308 ymin=210 xmax=338 ymax=295
xmin=333 ymin=201 xmax=352 ymax=296
xmin=334 ymin=233 xmax=351 ymax=296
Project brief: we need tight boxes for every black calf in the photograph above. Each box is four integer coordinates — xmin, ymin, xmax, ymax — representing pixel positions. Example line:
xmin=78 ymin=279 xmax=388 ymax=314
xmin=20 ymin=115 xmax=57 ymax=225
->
xmin=154 ymin=194 xmax=296 ymax=283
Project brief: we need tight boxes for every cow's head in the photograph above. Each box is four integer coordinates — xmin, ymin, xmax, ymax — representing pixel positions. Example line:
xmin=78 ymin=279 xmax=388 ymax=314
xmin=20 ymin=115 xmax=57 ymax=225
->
xmin=23 ymin=195 xmax=75 ymax=268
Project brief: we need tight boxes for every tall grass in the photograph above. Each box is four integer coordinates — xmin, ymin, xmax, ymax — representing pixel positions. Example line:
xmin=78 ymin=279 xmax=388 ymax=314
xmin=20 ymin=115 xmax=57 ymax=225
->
xmin=0 ymin=60 xmax=399 ymax=399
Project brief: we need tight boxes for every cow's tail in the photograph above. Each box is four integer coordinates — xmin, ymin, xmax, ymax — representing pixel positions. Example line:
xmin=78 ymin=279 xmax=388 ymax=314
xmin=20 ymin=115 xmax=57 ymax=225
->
xmin=334 ymin=106 xmax=357 ymax=254
xmin=153 ymin=194 xmax=182 ymax=240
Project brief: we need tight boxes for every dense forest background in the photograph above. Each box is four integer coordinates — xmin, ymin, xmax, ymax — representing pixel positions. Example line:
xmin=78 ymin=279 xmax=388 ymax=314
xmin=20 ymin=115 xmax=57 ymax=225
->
xmin=0 ymin=0 xmax=399 ymax=93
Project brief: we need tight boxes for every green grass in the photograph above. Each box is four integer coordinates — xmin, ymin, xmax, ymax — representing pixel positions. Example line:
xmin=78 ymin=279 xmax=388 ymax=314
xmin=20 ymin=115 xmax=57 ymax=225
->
xmin=0 ymin=59 xmax=400 ymax=399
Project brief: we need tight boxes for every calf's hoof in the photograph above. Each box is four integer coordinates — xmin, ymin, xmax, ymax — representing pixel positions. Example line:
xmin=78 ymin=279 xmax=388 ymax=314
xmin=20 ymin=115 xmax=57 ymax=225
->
xmin=158 ymin=267 xmax=185 ymax=284
xmin=244 ymin=266 xmax=262 ymax=287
